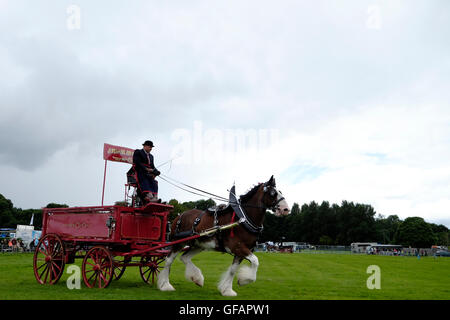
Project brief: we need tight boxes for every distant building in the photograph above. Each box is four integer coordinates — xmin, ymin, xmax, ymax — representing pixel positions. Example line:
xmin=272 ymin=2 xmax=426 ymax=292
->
xmin=351 ymin=242 xmax=377 ymax=253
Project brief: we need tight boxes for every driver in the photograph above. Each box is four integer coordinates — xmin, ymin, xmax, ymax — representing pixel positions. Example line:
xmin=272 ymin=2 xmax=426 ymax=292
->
xmin=133 ymin=140 xmax=161 ymax=203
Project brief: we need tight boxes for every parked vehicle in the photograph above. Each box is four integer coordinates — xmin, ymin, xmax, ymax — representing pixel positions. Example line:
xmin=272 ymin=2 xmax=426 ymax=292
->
xmin=435 ymin=250 xmax=450 ymax=257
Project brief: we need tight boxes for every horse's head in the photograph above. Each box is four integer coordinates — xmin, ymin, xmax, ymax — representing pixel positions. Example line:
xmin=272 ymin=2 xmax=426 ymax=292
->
xmin=261 ymin=175 xmax=290 ymax=216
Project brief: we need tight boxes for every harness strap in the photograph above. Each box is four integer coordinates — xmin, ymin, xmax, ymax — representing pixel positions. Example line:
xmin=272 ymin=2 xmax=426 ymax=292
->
xmin=230 ymin=211 xmax=236 ymax=238
xmin=192 ymin=211 xmax=205 ymax=234
xmin=213 ymin=207 xmax=219 ymax=227
xmin=172 ymin=211 xmax=205 ymax=240
xmin=174 ymin=212 xmax=185 ymax=235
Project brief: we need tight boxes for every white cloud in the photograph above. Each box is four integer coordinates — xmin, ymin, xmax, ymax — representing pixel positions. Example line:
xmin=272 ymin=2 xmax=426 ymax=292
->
xmin=278 ymin=101 xmax=450 ymax=226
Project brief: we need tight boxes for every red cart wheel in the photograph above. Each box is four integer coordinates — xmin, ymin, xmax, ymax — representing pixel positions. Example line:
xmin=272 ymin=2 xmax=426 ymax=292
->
xmin=112 ymin=256 xmax=129 ymax=281
xmin=139 ymin=255 xmax=165 ymax=285
xmin=82 ymin=246 xmax=114 ymax=288
xmin=33 ymin=234 xmax=65 ymax=285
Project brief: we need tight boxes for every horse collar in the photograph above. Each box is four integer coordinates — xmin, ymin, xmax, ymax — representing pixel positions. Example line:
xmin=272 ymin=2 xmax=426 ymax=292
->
xmin=229 ymin=185 xmax=264 ymax=235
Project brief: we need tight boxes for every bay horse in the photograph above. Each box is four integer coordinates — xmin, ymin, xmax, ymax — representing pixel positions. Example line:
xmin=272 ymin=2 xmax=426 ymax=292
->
xmin=157 ymin=175 xmax=290 ymax=296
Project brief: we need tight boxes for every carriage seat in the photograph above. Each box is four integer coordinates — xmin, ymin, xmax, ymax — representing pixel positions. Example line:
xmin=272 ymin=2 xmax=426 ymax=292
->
xmin=126 ymin=166 xmax=138 ymax=187
xmin=206 ymin=204 xmax=233 ymax=216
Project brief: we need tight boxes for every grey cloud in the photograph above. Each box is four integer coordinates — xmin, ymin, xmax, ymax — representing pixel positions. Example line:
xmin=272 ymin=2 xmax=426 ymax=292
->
xmin=2 ymin=0 xmax=449 ymax=170
xmin=0 ymin=34 xmax=245 ymax=171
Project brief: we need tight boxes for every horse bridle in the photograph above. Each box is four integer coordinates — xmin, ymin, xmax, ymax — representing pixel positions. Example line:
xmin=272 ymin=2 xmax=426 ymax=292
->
xmin=262 ymin=184 xmax=285 ymax=212
xmin=268 ymin=194 xmax=286 ymax=211
xmin=229 ymin=184 xmax=285 ymax=234
xmin=231 ymin=184 xmax=284 ymax=212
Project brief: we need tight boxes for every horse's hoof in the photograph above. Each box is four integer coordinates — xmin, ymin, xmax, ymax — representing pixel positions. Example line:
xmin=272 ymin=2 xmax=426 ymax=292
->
xmin=237 ymin=276 xmax=256 ymax=286
xmin=237 ymin=266 xmax=256 ymax=286
xmin=186 ymin=269 xmax=204 ymax=287
xmin=221 ymin=289 xmax=237 ymax=297
xmin=238 ymin=279 xmax=251 ymax=286
xmin=191 ymin=276 xmax=204 ymax=287
xmin=159 ymin=282 xmax=175 ymax=291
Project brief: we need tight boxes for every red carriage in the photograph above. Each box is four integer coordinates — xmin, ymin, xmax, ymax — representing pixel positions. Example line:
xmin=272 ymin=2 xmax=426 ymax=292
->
xmin=34 ymin=203 xmax=173 ymax=288
xmin=33 ymin=143 xmax=238 ymax=288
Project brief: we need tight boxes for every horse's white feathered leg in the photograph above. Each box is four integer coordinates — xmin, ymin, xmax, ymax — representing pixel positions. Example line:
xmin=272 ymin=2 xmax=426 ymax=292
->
xmin=237 ymin=253 xmax=259 ymax=286
xmin=180 ymin=248 xmax=204 ymax=287
xmin=218 ymin=256 xmax=242 ymax=296
xmin=157 ymin=250 xmax=179 ymax=291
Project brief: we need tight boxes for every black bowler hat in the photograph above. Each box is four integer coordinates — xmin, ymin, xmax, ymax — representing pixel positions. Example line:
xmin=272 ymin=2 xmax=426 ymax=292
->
xmin=142 ymin=140 xmax=154 ymax=147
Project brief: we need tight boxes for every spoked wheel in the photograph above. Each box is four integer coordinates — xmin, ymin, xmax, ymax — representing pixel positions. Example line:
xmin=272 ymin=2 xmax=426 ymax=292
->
xmin=139 ymin=255 xmax=165 ymax=285
xmin=82 ymin=246 xmax=114 ymax=288
xmin=112 ymin=256 xmax=130 ymax=281
xmin=33 ymin=234 xmax=65 ymax=285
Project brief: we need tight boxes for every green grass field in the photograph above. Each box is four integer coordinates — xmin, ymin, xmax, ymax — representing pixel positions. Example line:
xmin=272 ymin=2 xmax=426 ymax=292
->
xmin=0 ymin=252 xmax=449 ymax=300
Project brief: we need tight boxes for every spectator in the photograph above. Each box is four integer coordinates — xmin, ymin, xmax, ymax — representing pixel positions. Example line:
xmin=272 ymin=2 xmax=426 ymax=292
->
xmin=11 ymin=238 xmax=17 ymax=253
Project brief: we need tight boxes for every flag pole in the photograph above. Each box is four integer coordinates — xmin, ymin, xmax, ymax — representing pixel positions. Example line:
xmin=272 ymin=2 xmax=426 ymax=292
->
xmin=102 ymin=159 xmax=107 ymax=206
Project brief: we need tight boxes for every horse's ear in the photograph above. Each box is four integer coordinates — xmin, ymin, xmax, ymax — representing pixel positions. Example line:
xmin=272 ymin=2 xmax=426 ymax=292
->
xmin=268 ymin=175 xmax=275 ymax=186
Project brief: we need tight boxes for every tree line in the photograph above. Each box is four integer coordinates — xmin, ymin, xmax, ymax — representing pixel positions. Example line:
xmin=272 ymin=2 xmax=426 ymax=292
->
xmin=1 ymin=193 xmax=448 ymax=248
xmin=260 ymin=201 xmax=449 ymax=248
xmin=0 ymin=194 xmax=68 ymax=229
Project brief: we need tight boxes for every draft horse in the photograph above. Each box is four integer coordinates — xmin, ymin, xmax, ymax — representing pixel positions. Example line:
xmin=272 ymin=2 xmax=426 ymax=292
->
xmin=157 ymin=175 xmax=290 ymax=296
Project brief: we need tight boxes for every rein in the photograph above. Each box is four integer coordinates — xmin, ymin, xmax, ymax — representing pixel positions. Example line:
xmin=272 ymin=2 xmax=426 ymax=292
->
xmin=160 ymin=174 xmax=284 ymax=234
xmin=159 ymin=174 xmax=229 ymax=203
xmin=161 ymin=173 xmax=283 ymax=211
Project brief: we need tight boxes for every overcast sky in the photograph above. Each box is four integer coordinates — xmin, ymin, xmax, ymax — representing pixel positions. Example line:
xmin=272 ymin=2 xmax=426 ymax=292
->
xmin=1 ymin=0 xmax=449 ymax=227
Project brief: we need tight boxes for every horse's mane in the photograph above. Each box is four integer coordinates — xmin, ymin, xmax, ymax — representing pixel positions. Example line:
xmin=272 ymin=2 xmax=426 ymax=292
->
xmin=239 ymin=183 xmax=263 ymax=203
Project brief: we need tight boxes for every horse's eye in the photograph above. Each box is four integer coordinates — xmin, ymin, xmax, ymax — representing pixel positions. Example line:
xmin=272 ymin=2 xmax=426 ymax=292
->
xmin=270 ymin=190 xmax=276 ymax=197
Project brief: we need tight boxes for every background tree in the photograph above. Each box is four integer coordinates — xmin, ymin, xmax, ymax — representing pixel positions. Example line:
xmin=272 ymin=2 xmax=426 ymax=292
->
xmin=395 ymin=217 xmax=437 ymax=248
xmin=192 ymin=199 xmax=216 ymax=211
xmin=375 ymin=214 xmax=401 ymax=244
xmin=301 ymin=201 xmax=320 ymax=244
xmin=13 ymin=208 xmax=42 ymax=228
xmin=429 ymin=223 xmax=449 ymax=247
xmin=168 ymin=199 xmax=188 ymax=221
xmin=261 ymin=211 xmax=283 ymax=242
xmin=336 ymin=201 xmax=377 ymax=245
xmin=285 ymin=203 xmax=303 ymax=241
xmin=167 ymin=198 xmax=216 ymax=221
xmin=0 ymin=194 xmax=16 ymax=228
